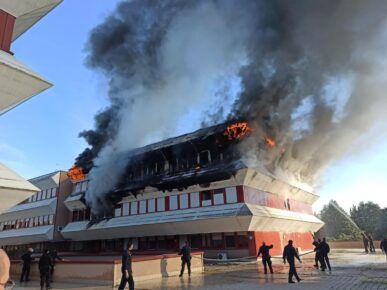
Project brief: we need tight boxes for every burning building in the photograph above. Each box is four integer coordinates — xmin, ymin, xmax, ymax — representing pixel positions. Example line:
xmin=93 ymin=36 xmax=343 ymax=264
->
xmin=61 ymin=121 xmax=323 ymax=257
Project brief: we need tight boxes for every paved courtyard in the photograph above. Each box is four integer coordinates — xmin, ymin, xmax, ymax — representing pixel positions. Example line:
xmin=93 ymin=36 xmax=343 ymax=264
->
xmin=12 ymin=250 xmax=387 ymax=290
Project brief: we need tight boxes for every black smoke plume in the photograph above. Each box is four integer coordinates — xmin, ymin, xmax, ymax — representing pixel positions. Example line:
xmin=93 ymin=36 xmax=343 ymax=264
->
xmin=76 ymin=0 xmax=387 ymax=214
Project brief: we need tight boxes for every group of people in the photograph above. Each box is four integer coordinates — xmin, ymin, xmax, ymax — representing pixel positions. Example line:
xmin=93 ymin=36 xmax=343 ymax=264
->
xmin=256 ymin=239 xmax=332 ymax=283
xmin=362 ymin=232 xmax=376 ymax=253
xmin=19 ymin=248 xmax=65 ymax=290
xmin=312 ymin=238 xmax=331 ymax=271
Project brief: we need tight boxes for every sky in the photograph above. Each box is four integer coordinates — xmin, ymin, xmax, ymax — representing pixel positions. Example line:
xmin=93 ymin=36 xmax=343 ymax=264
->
xmin=0 ymin=0 xmax=386 ymax=212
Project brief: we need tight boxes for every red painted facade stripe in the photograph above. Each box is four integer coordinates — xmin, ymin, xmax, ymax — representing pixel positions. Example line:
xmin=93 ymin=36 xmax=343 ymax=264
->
xmin=0 ymin=10 xmax=15 ymax=53
xmin=165 ymin=196 xmax=170 ymax=211
xmin=236 ymin=185 xmax=244 ymax=202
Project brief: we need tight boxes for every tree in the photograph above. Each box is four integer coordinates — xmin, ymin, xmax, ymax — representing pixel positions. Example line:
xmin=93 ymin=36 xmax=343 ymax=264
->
xmin=318 ymin=200 xmax=362 ymax=240
xmin=375 ymin=208 xmax=387 ymax=240
xmin=350 ymin=201 xmax=382 ymax=236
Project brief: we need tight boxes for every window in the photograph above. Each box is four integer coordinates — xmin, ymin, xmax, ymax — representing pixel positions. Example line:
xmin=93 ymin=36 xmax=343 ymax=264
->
xmin=170 ymin=195 xmax=178 ymax=210
xmin=157 ymin=236 xmax=167 ymax=249
xmin=237 ymin=232 xmax=249 ymax=248
xmin=157 ymin=197 xmax=165 ymax=212
xmin=43 ymin=216 xmax=49 ymax=225
xmin=39 ymin=216 xmax=44 ymax=226
xmin=180 ymin=194 xmax=188 ymax=209
xmin=225 ymin=233 xmax=236 ymax=248
xmin=199 ymin=150 xmax=210 ymax=165
xmin=190 ymin=234 xmax=202 ymax=249
xmin=138 ymin=237 xmax=147 ymax=250
xmin=74 ymin=182 xmax=81 ymax=193
xmin=28 ymin=195 xmax=33 ymax=203
xmin=43 ymin=190 xmax=48 ymax=200
xmin=201 ymin=191 xmax=212 ymax=206
xmin=148 ymin=237 xmax=156 ymax=249
xmin=148 ymin=199 xmax=155 ymax=213
xmin=51 ymin=188 xmax=57 ymax=198
xmin=122 ymin=203 xmax=130 ymax=216
xmin=31 ymin=193 xmax=36 ymax=202
xmin=190 ymin=192 xmax=200 ymax=207
xmin=139 ymin=200 xmax=147 ymax=214
xmin=131 ymin=201 xmax=138 ymax=215
xmin=212 ymin=233 xmax=223 ymax=248
xmin=213 ymin=189 xmax=225 ymax=205
xmin=49 ymin=215 xmax=54 ymax=225
xmin=226 ymin=187 xmax=237 ymax=203
xmin=114 ymin=206 xmax=122 ymax=217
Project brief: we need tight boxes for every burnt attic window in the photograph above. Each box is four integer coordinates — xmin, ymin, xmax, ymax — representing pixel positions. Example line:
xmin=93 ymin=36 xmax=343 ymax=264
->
xmin=202 ymin=190 xmax=212 ymax=201
xmin=199 ymin=150 xmax=211 ymax=165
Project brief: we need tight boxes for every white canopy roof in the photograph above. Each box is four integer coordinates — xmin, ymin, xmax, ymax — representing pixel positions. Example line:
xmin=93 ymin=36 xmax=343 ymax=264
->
xmin=0 ymin=163 xmax=38 ymax=214
xmin=0 ymin=225 xmax=54 ymax=246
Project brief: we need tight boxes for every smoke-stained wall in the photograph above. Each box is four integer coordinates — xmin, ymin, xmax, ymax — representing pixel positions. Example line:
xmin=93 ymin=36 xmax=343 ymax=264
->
xmin=76 ymin=0 xmax=387 ymax=214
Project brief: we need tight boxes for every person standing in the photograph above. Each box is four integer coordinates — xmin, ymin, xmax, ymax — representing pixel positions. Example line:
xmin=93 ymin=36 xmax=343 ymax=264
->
xmin=362 ymin=233 xmax=369 ymax=253
xmin=118 ymin=243 xmax=134 ymax=290
xmin=50 ymin=249 xmax=64 ymax=282
xmin=320 ymin=238 xmax=331 ymax=271
xmin=20 ymin=248 xmax=34 ymax=282
xmin=312 ymin=240 xmax=320 ymax=268
xmin=283 ymin=240 xmax=302 ymax=283
xmin=257 ymin=242 xmax=274 ymax=274
xmin=368 ymin=234 xmax=375 ymax=253
xmin=178 ymin=241 xmax=191 ymax=277
xmin=380 ymin=238 xmax=387 ymax=261
xmin=39 ymin=249 xmax=53 ymax=290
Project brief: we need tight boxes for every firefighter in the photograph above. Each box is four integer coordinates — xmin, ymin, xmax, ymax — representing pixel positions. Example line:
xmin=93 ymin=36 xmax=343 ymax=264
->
xmin=39 ymin=249 xmax=53 ymax=290
xmin=368 ymin=233 xmax=375 ymax=253
xmin=312 ymin=240 xmax=320 ymax=268
xmin=283 ymin=240 xmax=302 ymax=283
xmin=118 ymin=243 xmax=134 ymax=290
xmin=362 ymin=233 xmax=369 ymax=253
xmin=257 ymin=242 xmax=274 ymax=274
xmin=50 ymin=249 xmax=65 ymax=282
xmin=320 ymin=238 xmax=331 ymax=271
xmin=20 ymin=248 xmax=34 ymax=282
xmin=380 ymin=238 xmax=387 ymax=261
xmin=178 ymin=241 xmax=192 ymax=277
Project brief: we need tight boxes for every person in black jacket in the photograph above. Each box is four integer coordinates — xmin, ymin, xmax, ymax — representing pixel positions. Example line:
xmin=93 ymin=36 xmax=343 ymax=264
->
xmin=362 ymin=233 xmax=369 ymax=253
xmin=39 ymin=249 xmax=53 ymax=290
xmin=380 ymin=238 xmax=387 ymax=261
xmin=118 ymin=243 xmax=134 ymax=290
xmin=320 ymin=238 xmax=331 ymax=271
xmin=178 ymin=241 xmax=191 ymax=277
xmin=312 ymin=240 xmax=320 ymax=268
xmin=257 ymin=242 xmax=274 ymax=274
xmin=20 ymin=248 xmax=34 ymax=282
xmin=50 ymin=249 xmax=65 ymax=282
xmin=283 ymin=240 xmax=302 ymax=283
xmin=368 ymin=234 xmax=375 ymax=253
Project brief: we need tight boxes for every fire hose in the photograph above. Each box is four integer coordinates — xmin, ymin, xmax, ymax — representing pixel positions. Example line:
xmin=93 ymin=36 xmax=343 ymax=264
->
xmin=192 ymin=250 xmax=315 ymax=264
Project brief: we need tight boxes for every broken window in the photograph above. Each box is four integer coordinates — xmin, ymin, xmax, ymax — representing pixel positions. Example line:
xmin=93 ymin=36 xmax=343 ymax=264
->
xmin=199 ymin=150 xmax=211 ymax=165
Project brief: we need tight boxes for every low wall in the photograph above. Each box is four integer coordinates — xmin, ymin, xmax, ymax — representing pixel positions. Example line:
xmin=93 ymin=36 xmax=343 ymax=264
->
xmin=330 ymin=240 xmax=381 ymax=249
xmin=11 ymin=252 xmax=204 ymax=286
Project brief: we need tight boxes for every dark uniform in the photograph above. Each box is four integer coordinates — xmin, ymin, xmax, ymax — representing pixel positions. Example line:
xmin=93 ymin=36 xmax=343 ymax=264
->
xmin=257 ymin=244 xmax=274 ymax=274
xmin=283 ymin=241 xmax=302 ymax=283
xmin=118 ymin=250 xmax=134 ymax=290
xmin=39 ymin=250 xmax=53 ymax=290
xmin=20 ymin=251 xmax=33 ymax=282
xmin=320 ymin=238 xmax=331 ymax=271
xmin=179 ymin=244 xmax=191 ymax=277
xmin=380 ymin=238 xmax=387 ymax=261
xmin=50 ymin=250 xmax=63 ymax=282
xmin=368 ymin=234 xmax=375 ymax=253
xmin=312 ymin=241 xmax=320 ymax=268
xmin=362 ymin=234 xmax=369 ymax=253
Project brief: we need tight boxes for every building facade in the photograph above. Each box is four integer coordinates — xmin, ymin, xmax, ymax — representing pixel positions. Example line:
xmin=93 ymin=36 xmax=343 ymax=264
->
xmin=0 ymin=0 xmax=62 ymax=214
xmin=0 ymin=123 xmax=324 ymax=258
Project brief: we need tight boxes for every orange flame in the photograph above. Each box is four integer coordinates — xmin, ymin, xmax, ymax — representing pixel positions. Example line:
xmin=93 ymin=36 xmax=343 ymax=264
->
xmin=265 ymin=137 xmax=276 ymax=148
xmin=67 ymin=165 xmax=86 ymax=182
xmin=224 ymin=122 xmax=252 ymax=141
